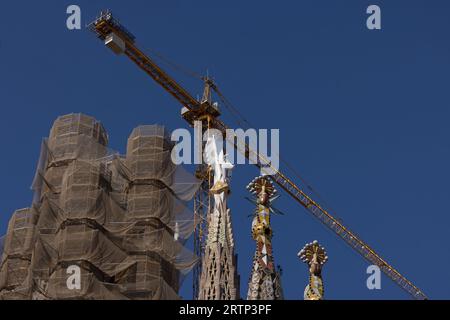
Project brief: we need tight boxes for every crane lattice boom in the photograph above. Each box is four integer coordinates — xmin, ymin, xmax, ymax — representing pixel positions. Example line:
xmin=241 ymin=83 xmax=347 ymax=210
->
xmin=89 ymin=10 xmax=427 ymax=300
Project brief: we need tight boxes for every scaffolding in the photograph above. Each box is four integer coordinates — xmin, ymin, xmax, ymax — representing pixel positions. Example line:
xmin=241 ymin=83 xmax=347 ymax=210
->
xmin=0 ymin=114 xmax=200 ymax=300
xmin=192 ymin=167 xmax=211 ymax=299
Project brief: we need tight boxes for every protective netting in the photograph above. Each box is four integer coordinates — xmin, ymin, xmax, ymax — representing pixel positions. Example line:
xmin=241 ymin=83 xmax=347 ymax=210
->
xmin=0 ymin=235 xmax=4 ymax=263
xmin=0 ymin=114 xmax=200 ymax=300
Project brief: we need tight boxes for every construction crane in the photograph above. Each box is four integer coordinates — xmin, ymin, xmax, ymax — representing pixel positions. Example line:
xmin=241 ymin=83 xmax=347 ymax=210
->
xmin=88 ymin=10 xmax=427 ymax=300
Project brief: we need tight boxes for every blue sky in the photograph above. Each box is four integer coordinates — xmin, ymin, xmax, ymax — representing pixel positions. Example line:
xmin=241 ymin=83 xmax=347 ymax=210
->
xmin=1 ymin=1 xmax=449 ymax=299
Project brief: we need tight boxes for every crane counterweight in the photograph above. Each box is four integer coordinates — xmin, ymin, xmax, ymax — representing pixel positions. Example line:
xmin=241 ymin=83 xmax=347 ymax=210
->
xmin=105 ymin=33 xmax=125 ymax=55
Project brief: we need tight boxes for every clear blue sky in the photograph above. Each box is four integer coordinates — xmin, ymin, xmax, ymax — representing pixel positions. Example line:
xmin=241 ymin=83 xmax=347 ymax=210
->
xmin=1 ymin=1 xmax=449 ymax=299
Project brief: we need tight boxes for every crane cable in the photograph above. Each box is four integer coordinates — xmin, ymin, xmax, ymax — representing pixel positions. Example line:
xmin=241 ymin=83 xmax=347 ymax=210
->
xmin=139 ymin=42 xmax=204 ymax=81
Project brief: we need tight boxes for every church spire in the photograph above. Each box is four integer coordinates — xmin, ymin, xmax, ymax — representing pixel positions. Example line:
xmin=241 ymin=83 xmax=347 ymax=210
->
xmin=246 ymin=176 xmax=284 ymax=300
xmin=298 ymin=240 xmax=328 ymax=300
xmin=198 ymin=134 xmax=240 ymax=300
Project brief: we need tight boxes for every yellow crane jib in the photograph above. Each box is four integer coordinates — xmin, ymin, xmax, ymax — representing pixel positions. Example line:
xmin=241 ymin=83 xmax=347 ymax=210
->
xmin=88 ymin=10 xmax=220 ymax=126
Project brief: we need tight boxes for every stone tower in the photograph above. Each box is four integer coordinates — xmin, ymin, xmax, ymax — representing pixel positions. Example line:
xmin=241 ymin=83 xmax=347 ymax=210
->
xmin=0 ymin=114 xmax=198 ymax=300
xmin=197 ymin=134 xmax=240 ymax=300
xmin=246 ymin=176 xmax=283 ymax=300
xmin=122 ymin=125 xmax=180 ymax=299
xmin=298 ymin=240 xmax=328 ymax=300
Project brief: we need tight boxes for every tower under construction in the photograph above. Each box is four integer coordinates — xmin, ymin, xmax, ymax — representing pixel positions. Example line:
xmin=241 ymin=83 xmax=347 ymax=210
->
xmin=0 ymin=113 xmax=199 ymax=299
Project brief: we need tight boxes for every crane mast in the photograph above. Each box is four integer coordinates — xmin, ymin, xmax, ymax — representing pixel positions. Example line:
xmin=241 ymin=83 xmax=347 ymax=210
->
xmin=89 ymin=10 xmax=427 ymax=300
